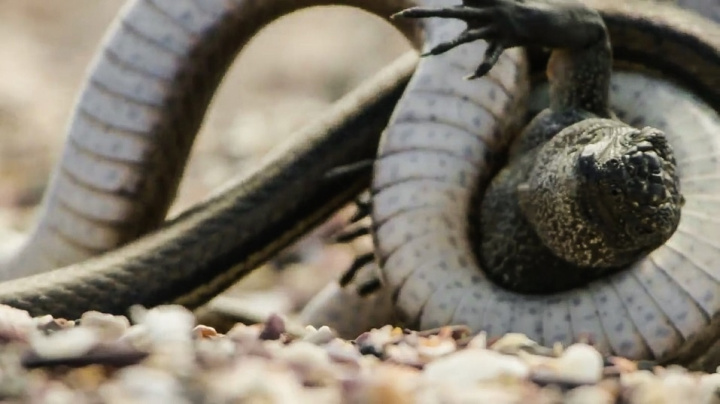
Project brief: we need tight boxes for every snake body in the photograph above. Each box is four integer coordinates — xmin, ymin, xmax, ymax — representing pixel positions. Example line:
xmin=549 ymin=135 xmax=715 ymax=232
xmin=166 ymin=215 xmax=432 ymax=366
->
xmin=0 ymin=0 xmax=429 ymax=317
xmin=0 ymin=0 xmax=717 ymax=370
xmin=0 ymin=0 xmax=420 ymax=281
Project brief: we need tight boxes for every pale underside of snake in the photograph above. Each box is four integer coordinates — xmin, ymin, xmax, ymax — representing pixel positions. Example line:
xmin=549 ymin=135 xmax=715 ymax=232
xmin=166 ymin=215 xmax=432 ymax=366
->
xmin=0 ymin=0 xmax=716 ymax=370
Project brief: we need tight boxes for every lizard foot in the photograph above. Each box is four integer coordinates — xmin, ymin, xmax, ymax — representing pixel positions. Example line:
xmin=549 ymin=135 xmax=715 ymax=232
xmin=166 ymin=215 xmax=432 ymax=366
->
xmin=393 ymin=0 xmax=607 ymax=81
xmin=392 ymin=0 xmax=520 ymax=79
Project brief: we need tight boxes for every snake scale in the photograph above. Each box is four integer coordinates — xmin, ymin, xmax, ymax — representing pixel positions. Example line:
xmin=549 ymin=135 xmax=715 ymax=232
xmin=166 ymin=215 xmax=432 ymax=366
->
xmin=0 ymin=0 xmax=717 ymax=369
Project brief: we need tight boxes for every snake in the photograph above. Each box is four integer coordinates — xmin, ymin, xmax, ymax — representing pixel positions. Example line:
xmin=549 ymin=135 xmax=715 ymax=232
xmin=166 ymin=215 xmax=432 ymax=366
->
xmin=0 ymin=0 xmax=425 ymax=316
xmin=0 ymin=0 xmax=716 ymax=369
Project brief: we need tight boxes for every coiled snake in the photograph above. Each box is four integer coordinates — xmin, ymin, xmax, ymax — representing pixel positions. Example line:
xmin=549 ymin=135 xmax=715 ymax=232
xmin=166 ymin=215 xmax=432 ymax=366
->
xmin=0 ymin=0 xmax=716 ymax=370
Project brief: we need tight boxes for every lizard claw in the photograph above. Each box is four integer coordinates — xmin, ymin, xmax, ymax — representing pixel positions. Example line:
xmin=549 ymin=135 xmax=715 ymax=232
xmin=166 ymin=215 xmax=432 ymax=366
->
xmin=421 ymin=26 xmax=498 ymax=57
xmin=393 ymin=1 xmax=514 ymax=79
xmin=465 ymin=41 xmax=505 ymax=80
xmin=390 ymin=4 xmax=493 ymax=21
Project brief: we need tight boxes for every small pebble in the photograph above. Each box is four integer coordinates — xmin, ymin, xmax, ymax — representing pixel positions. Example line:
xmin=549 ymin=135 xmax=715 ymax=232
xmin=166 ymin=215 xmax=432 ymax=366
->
xmin=416 ymin=335 xmax=456 ymax=360
xmin=79 ymin=312 xmax=129 ymax=341
xmin=492 ymin=333 xmax=555 ymax=356
xmin=0 ymin=305 xmax=34 ymax=342
xmin=565 ymin=384 xmax=618 ymax=404
xmin=29 ymin=327 xmax=99 ymax=360
xmin=192 ymin=325 xmax=218 ymax=339
xmin=526 ymin=343 xmax=603 ymax=385
xmin=302 ymin=325 xmax=336 ymax=345
xmin=259 ymin=313 xmax=286 ymax=340
xmin=423 ymin=348 xmax=530 ymax=384
xmin=386 ymin=342 xmax=423 ymax=368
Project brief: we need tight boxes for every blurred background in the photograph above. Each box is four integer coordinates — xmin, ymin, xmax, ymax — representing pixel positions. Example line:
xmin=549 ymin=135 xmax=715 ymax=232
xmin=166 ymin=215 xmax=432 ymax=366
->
xmin=0 ymin=0 xmax=412 ymax=318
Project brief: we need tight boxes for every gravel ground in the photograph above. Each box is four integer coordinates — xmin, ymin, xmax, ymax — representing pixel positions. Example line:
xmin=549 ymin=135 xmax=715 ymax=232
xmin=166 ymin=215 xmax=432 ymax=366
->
xmin=0 ymin=304 xmax=718 ymax=403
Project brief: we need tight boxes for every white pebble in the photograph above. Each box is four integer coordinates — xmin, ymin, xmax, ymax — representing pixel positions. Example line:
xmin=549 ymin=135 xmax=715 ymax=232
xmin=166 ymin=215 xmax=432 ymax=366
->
xmin=36 ymin=381 xmax=84 ymax=404
xmin=302 ymin=325 xmax=336 ymax=345
xmin=275 ymin=341 xmax=335 ymax=382
xmin=131 ymin=305 xmax=195 ymax=343
xmin=491 ymin=333 xmax=540 ymax=354
xmin=203 ymin=357 xmax=307 ymax=403
xmin=698 ymin=373 xmax=720 ymax=403
xmin=80 ymin=311 xmax=130 ymax=341
xmin=30 ymin=327 xmax=99 ymax=359
xmin=0 ymin=305 xmax=34 ymax=340
xmin=386 ymin=343 xmax=421 ymax=366
xmin=423 ymin=349 xmax=529 ymax=384
xmin=467 ymin=332 xmax=487 ymax=350
xmin=324 ymin=338 xmax=363 ymax=364
xmin=417 ymin=337 xmax=457 ymax=360
xmin=100 ymin=365 xmax=190 ymax=404
xmin=527 ymin=343 xmax=603 ymax=385
xmin=418 ymin=383 xmax=526 ymax=404
xmin=131 ymin=306 xmax=196 ymax=375
xmin=226 ymin=323 xmax=262 ymax=341
xmin=118 ymin=325 xmax=151 ymax=351
xmin=564 ymin=385 xmax=616 ymax=404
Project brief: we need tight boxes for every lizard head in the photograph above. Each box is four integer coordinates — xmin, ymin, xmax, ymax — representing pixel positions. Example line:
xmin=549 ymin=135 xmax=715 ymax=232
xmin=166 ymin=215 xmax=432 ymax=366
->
xmin=577 ymin=125 xmax=683 ymax=253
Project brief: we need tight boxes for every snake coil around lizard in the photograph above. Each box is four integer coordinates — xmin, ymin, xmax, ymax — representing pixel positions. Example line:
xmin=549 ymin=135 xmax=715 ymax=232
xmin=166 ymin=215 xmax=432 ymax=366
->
xmin=301 ymin=0 xmax=720 ymax=371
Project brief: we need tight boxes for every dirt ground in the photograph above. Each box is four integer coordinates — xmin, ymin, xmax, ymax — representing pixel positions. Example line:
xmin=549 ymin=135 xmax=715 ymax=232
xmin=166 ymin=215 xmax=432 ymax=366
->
xmin=0 ymin=1 xmax=411 ymax=314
